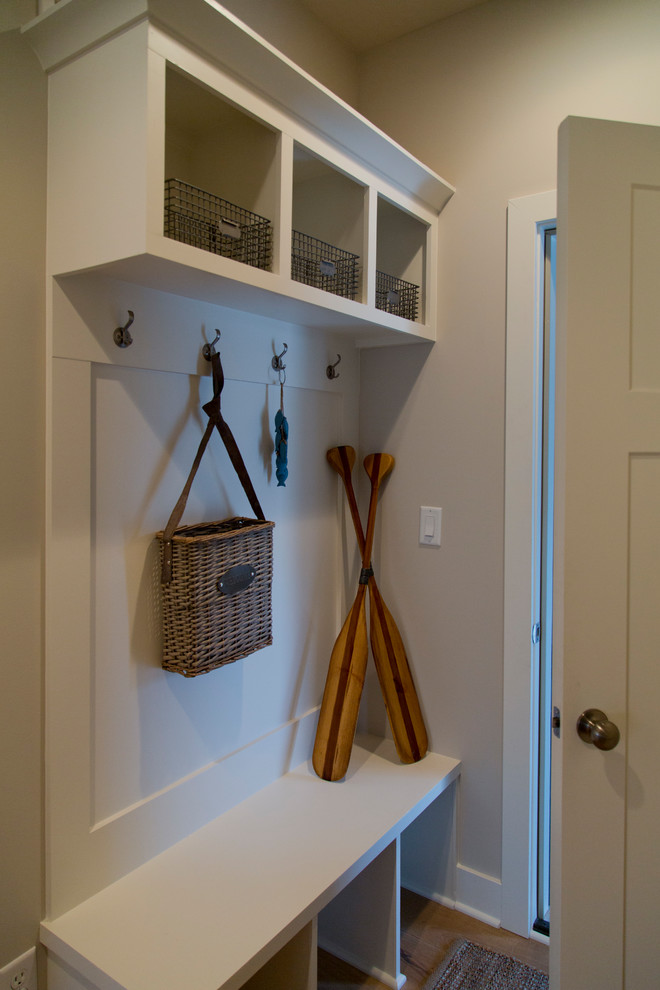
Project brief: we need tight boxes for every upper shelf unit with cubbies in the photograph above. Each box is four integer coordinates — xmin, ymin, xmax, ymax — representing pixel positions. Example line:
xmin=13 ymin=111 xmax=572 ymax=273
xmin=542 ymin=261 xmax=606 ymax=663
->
xmin=23 ymin=0 xmax=454 ymax=346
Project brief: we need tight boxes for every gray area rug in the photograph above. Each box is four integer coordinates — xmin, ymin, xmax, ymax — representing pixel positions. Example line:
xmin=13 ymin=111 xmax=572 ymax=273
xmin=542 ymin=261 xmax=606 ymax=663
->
xmin=422 ymin=939 xmax=549 ymax=990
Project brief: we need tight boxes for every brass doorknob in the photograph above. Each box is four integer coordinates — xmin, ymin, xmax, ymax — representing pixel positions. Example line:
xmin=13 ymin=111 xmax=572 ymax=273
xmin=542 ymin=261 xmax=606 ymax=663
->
xmin=576 ymin=708 xmax=620 ymax=751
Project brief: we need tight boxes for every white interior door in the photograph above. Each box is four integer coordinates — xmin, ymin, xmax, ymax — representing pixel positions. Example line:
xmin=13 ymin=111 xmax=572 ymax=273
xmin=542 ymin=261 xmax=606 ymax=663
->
xmin=551 ymin=116 xmax=660 ymax=989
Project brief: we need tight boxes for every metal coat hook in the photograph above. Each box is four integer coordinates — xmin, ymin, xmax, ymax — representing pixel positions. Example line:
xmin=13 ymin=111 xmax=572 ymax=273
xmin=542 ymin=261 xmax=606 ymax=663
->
xmin=272 ymin=342 xmax=288 ymax=374
xmin=202 ymin=329 xmax=221 ymax=361
xmin=113 ymin=310 xmax=134 ymax=348
xmin=326 ymin=354 xmax=341 ymax=380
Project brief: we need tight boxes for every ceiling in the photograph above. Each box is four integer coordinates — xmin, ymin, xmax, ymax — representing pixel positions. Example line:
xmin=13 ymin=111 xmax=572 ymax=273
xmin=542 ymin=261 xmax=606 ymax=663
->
xmin=297 ymin=0 xmax=488 ymax=52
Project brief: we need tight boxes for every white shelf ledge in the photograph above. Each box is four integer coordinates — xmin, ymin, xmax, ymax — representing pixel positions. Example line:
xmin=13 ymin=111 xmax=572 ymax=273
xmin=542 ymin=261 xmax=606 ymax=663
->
xmin=61 ymin=248 xmax=436 ymax=346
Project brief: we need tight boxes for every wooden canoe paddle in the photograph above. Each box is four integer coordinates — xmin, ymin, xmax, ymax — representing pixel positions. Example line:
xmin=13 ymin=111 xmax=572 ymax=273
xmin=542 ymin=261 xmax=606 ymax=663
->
xmin=327 ymin=446 xmax=428 ymax=764
xmin=312 ymin=452 xmax=394 ymax=781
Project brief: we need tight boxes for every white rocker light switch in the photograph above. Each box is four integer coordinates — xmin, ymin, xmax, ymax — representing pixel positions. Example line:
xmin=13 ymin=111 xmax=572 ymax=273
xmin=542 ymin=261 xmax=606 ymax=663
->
xmin=419 ymin=506 xmax=442 ymax=546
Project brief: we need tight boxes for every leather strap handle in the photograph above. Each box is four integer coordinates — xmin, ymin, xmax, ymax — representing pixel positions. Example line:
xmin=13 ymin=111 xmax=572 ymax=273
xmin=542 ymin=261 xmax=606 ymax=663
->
xmin=161 ymin=351 xmax=265 ymax=583
xmin=202 ymin=353 xmax=265 ymax=523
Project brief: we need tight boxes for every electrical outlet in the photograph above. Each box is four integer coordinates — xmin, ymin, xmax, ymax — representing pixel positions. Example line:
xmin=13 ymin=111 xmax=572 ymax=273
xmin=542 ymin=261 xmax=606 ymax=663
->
xmin=0 ymin=948 xmax=37 ymax=990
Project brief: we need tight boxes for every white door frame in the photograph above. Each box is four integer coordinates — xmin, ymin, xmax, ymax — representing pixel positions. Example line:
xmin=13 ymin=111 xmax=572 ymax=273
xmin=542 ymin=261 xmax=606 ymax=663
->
xmin=502 ymin=190 xmax=556 ymax=937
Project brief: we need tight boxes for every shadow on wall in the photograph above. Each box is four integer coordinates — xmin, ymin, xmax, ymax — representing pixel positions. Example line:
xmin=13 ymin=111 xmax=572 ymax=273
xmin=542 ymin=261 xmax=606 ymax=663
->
xmin=360 ymin=341 xmax=433 ymax=448
xmin=259 ymin=383 xmax=275 ymax=482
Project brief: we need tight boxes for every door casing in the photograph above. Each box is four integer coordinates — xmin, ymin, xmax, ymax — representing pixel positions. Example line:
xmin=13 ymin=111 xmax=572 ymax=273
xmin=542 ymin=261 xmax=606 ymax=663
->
xmin=502 ymin=189 xmax=556 ymax=938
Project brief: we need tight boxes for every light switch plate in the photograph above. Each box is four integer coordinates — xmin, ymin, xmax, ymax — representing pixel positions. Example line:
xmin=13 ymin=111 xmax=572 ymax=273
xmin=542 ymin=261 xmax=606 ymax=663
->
xmin=419 ymin=506 xmax=442 ymax=546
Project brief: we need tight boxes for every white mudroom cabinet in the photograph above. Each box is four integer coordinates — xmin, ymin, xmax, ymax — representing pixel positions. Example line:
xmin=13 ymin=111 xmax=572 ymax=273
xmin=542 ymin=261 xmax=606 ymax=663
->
xmin=23 ymin=2 xmax=458 ymax=988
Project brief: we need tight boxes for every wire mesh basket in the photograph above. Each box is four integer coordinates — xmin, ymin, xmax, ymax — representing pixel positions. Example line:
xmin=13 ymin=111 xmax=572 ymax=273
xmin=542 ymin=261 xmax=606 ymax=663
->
xmin=291 ymin=230 xmax=360 ymax=299
xmin=164 ymin=178 xmax=272 ymax=270
xmin=375 ymin=270 xmax=419 ymax=321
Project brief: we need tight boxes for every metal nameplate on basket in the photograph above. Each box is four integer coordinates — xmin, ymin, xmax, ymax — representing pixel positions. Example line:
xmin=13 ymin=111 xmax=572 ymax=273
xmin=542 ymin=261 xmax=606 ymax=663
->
xmin=217 ymin=563 xmax=256 ymax=596
xmin=319 ymin=258 xmax=336 ymax=277
xmin=217 ymin=218 xmax=242 ymax=240
xmin=387 ymin=289 xmax=400 ymax=306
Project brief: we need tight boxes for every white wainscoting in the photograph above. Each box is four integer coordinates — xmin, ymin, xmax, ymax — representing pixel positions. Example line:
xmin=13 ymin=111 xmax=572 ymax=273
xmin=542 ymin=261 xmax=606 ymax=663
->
xmin=45 ymin=272 xmax=360 ymax=917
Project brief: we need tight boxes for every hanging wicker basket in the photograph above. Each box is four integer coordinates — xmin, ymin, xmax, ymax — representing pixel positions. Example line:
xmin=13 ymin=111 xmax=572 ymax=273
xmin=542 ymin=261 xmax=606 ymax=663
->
xmin=157 ymin=350 xmax=274 ymax=677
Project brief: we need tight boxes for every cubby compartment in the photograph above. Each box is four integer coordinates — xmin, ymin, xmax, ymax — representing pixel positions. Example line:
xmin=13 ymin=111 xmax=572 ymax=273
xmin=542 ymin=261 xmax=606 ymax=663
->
xmin=376 ymin=197 xmax=428 ymax=322
xmin=29 ymin=2 xmax=451 ymax=345
xmin=292 ymin=145 xmax=365 ymax=300
xmin=164 ymin=66 xmax=280 ymax=270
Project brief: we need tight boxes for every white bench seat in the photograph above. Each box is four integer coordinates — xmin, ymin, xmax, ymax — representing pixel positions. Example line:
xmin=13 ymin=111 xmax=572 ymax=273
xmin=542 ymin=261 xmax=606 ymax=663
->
xmin=41 ymin=738 xmax=460 ymax=990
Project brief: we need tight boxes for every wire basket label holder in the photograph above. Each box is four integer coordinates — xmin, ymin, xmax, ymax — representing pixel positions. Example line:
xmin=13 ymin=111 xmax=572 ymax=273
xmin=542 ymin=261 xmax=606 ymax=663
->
xmin=375 ymin=270 xmax=419 ymax=321
xmin=164 ymin=178 xmax=273 ymax=270
xmin=291 ymin=229 xmax=360 ymax=300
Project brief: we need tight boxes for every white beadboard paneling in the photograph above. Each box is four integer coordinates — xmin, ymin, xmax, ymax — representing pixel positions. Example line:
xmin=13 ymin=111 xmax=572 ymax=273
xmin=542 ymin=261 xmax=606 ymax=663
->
xmin=45 ymin=276 xmax=360 ymax=916
xmin=91 ymin=363 xmax=341 ymax=822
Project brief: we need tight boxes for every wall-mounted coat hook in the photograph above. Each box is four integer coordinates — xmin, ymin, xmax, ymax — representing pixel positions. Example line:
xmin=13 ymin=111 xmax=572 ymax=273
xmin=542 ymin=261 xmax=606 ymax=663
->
xmin=203 ymin=329 xmax=221 ymax=361
xmin=113 ymin=310 xmax=134 ymax=348
xmin=326 ymin=354 xmax=341 ymax=380
xmin=272 ymin=342 xmax=288 ymax=374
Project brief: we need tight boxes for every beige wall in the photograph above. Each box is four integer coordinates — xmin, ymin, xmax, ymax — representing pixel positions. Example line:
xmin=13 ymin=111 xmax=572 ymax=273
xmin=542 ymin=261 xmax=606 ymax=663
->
xmin=357 ymin=0 xmax=660 ymax=886
xmin=0 ymin=26 xmax=46 ymax=962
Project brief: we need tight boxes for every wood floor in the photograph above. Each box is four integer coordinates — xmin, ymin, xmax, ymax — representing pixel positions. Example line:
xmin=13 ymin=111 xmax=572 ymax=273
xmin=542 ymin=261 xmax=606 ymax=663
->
xmin=318 ymin=888 xmax=549 ymax=989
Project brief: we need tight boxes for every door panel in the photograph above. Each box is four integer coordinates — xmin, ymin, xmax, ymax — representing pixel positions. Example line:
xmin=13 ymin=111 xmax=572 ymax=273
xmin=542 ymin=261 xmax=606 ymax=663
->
xmin=552 ymin=117 xmax=660 ymax=989
xmin=631 ymin=187 xmax=660 ymax=389
xmin=626 ymin=455 xmax=660 ymax=989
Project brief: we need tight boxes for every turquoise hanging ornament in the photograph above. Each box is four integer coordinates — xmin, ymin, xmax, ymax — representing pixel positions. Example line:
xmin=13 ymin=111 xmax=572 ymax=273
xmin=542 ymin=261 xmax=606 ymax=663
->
xmin=275 ymin=375 xmax=289 ymax=487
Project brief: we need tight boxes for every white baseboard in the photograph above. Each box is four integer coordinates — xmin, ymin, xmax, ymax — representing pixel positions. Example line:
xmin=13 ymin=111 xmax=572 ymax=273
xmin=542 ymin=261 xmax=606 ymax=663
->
xmin=405 ymin=863 xmax=502 ymax=930
xmin=455 ymin=864 xmax=502 ymax=928
xmin=318 ymin=937 xmax=405 ymax=990
xmin=403 ymin=880 xmax=455 ymax=910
